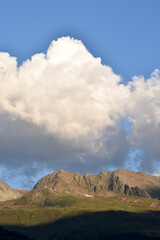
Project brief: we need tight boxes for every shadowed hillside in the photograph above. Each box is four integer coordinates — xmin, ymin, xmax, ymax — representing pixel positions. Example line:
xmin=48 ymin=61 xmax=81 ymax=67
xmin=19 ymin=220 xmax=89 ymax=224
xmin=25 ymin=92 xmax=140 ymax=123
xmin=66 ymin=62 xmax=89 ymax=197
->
xmin=2 ymin=210 xmax=160 ymax=240
xmin=0 ymin=193 xmax=160 ymax=239
xmin=0 ymin=226 xmax=30 ymax=240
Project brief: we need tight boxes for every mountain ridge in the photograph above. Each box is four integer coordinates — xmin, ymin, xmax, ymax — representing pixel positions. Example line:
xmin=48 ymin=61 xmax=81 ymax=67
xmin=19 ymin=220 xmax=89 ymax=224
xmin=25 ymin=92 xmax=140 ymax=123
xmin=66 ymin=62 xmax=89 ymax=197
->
xmin=1 ymin=169 xmax=160 ymax=204
xmin=0 ymin=179 xmax=21 ymax=201
xmin=0 ymin=179 xmax=28 ymax=202
xmin=32 ymin=168 xmax=160 ymax=199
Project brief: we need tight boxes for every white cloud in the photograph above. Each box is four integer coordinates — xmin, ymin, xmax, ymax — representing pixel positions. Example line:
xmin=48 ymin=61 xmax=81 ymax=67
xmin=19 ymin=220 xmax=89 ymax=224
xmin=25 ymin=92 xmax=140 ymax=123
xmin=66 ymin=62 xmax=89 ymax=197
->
xmin=153 ymin=169 xmax=160 ymax=176
xmin=0 ymin=36 xmax=160 ymax=188
xmin=126 ymin=70 xmax=160 ymax=166
xmin=0 ymin=37 xmax=129 ymax=141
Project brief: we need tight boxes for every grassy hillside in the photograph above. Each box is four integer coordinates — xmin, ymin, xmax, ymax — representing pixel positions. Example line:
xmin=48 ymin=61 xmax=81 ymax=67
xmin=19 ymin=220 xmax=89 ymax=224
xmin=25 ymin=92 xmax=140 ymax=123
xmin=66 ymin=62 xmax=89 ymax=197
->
xmin=0 ymin=194 xmax=160 ymax=240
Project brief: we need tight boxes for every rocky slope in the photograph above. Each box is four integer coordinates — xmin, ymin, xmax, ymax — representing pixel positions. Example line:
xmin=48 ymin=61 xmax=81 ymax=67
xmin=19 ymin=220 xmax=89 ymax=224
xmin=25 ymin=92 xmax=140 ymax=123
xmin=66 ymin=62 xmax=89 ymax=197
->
xmin=0 ymin=179 xmax=25 ymax=202
xmin=32 ymin=169 xmax=160 ymax=199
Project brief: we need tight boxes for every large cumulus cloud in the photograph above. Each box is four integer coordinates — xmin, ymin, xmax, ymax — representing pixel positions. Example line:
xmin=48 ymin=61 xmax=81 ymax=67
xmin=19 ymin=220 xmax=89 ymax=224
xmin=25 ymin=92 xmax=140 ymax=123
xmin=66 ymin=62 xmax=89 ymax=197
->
xmin=0 ymin=36 xmax=160 ymax=189
xmin=0 ymin=37 xmax=129 ymax=140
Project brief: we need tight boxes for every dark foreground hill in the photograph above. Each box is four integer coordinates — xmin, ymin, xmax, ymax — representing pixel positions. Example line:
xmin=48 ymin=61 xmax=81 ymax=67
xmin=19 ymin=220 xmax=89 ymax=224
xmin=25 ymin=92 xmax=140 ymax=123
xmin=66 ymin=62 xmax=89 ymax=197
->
xmin=0 ymin=226 xmax=30 ymax=240
xmin=0 ymin=196 xmax=160 ymax=240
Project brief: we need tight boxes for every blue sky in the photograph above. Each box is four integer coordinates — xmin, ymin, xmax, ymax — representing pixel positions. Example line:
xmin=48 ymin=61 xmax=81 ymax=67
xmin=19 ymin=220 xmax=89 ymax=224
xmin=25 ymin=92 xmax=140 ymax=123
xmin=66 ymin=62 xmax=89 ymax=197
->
xmin=0 ymin=0 xmax=160 ymax=81
xmin=0 ymin=0 xmax=160 ymax=189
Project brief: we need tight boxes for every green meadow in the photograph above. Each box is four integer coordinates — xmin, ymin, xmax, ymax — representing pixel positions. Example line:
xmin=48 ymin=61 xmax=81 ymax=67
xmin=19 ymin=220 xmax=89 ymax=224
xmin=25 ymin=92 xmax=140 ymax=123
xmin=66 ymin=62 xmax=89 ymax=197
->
xmin=0 ymin=194 xmax=160 ymax=240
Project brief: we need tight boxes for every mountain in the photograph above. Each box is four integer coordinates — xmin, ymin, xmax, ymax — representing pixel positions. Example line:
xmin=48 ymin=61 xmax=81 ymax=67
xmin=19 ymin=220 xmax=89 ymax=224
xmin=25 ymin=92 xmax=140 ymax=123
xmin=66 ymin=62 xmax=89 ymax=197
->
xmin=33 ymin=169 xmax=160 ymax=199
xmin=1 ymin=169 xmax=160 ymax=240
xmin=0 ymin=179 xmax=27 ymax=202
xmin=14 ymin=169 xmax=160 ymax=207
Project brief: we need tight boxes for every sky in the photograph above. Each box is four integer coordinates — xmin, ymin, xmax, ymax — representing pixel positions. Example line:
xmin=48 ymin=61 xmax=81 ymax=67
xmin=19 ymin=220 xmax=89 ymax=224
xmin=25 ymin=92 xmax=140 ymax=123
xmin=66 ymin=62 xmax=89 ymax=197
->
xmin=0 ymin=0 xmax=160 ymax=189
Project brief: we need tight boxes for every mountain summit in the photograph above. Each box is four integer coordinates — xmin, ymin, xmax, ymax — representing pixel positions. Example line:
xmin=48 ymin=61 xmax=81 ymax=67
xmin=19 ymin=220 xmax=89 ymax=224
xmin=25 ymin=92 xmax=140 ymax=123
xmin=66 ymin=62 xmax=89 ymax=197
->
xmin=32 ymin=169 xmax=160 ymax=199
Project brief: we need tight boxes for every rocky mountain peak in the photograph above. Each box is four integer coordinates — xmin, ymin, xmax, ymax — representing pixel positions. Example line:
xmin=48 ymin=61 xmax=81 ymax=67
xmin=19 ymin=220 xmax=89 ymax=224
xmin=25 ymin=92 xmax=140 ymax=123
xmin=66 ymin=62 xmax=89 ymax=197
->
xmin=32 ymin=169 xmax=160 ymax=199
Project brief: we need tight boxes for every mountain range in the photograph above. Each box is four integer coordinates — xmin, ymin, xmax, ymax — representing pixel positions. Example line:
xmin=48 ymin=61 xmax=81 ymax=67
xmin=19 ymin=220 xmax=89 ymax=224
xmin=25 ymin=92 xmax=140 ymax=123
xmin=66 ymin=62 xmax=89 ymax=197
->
xmin=1 ymin=168 xmax=160 ymax=204
xmin=33 ymin=168 xmax=160 ymax=198
xmin=0 ymin=169 xmax=160 ymax=240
